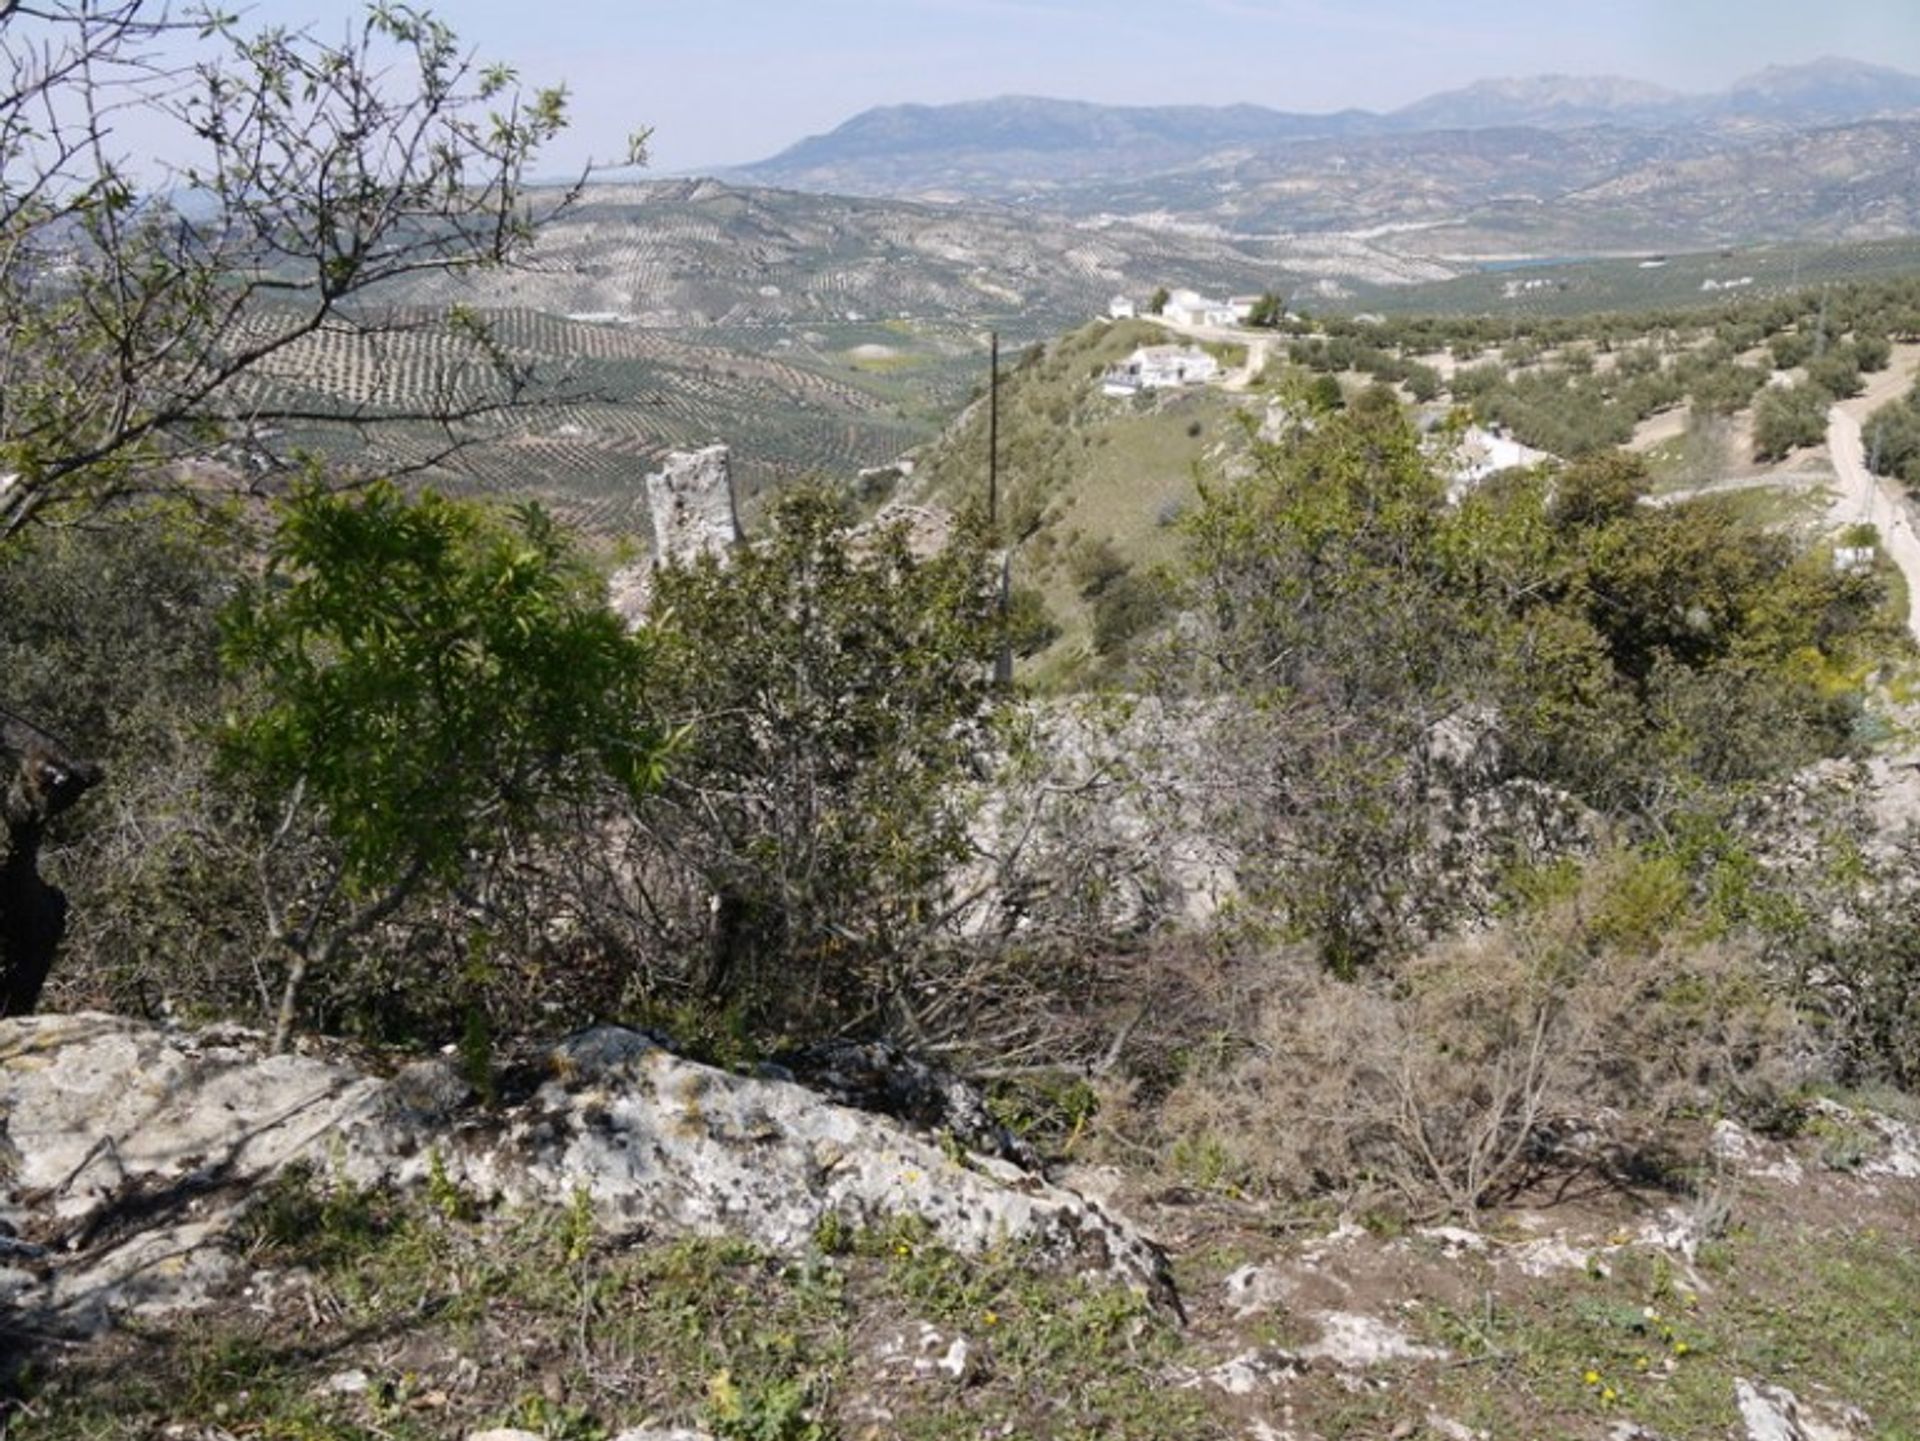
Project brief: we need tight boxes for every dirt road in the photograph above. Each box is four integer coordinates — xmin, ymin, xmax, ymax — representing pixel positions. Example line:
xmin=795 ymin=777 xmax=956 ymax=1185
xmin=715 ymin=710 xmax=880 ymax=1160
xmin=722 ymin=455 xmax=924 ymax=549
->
xmin=1826 ymin=402 xmax=1920 ymax=645
xmin=1145 ymin=314 xmax=1272 ymax=390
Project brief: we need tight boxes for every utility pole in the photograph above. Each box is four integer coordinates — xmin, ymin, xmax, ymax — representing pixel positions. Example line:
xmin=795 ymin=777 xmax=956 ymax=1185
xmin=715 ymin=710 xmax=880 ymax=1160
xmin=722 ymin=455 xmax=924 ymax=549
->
xmin=988 ymin=331 xmax=999 ymax=531
xmin=987 ymin=331 xmax=1013 ymax=688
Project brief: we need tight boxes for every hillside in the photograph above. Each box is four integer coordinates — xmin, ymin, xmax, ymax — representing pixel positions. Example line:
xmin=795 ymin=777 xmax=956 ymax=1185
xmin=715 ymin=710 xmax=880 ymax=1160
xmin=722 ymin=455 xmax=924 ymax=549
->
xmin=900 ymin=271 xmax=1920 ymax=681
xmin=266 ymin=179 xmax=1444 ymax=523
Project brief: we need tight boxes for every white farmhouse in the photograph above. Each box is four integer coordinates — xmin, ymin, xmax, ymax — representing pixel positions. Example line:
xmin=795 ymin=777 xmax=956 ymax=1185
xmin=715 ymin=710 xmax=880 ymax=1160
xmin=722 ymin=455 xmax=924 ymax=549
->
xmin=1162 ymin=288 xmax=1239 ymax=328
xmin=1103 ymin=344 xmax=1221 ymax=396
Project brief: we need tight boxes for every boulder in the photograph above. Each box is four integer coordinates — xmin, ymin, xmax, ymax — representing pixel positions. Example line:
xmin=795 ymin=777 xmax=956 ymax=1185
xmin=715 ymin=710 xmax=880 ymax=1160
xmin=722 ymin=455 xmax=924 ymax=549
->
xmin=0 ymin=1014 xmax=1170 ymax=1334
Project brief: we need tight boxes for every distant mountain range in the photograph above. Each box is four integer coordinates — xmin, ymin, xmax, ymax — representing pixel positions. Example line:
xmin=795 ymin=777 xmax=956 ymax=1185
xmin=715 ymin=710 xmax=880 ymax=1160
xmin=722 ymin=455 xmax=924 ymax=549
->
xmin=722 ymin=58 xmax=1920 ymax=254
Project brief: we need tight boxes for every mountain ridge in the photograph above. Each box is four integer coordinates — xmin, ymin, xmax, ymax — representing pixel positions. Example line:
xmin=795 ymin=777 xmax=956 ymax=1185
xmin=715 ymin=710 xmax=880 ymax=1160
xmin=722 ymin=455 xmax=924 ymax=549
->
xmin=723 ymin=58 xmax=1920 ymax=223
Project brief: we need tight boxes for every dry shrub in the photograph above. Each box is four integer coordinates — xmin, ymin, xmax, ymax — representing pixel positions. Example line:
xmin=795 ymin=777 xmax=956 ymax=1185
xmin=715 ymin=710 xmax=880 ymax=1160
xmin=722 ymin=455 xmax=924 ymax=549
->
xmin=1136 ymin=873 xmax=1810 ymax=1216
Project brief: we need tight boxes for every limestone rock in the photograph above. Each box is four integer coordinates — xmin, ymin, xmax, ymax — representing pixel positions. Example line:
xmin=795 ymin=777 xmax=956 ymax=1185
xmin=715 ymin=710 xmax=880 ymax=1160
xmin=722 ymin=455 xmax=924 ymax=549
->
xmin=1736 ymin=1378 xmax=1868 ymax=1441
xmin=647 ymin=443 xmax=740 ymax=567
xmin=0 ymin=1014 xmax=1170 ymax=1334
xmin=608 ymin=443 xmax=742 ymax=623
xmin=1300 ymin=1310 xmax=1446 ymax=1368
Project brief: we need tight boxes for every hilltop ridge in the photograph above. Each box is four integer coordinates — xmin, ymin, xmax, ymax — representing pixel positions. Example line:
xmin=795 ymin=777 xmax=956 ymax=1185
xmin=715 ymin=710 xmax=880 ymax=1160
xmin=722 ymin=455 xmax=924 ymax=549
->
xmin=723 ymin=59 xmax=1920 ymax=252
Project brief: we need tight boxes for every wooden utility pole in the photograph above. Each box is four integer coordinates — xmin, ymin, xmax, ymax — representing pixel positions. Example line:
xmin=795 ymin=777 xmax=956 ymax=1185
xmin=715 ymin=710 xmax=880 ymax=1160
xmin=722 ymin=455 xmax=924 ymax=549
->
xmin=988 ymin=332 xmax=1013 ymax=688
xmin=988 ymin=331 xmax=1000 ymax=529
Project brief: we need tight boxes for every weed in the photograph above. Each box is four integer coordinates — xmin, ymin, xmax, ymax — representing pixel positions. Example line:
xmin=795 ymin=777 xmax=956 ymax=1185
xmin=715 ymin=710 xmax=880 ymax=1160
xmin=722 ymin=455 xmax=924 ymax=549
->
xmin=426 ymin=1147 xmax=479 ymax=1222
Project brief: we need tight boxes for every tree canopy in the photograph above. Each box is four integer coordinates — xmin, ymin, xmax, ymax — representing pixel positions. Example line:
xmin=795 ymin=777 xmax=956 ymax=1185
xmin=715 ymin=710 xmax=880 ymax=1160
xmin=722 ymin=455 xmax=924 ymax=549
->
xmin=0 ymin=1 xmax=619 ymax=543
xmin=221 ymin=482 xmax=666 ymax=1047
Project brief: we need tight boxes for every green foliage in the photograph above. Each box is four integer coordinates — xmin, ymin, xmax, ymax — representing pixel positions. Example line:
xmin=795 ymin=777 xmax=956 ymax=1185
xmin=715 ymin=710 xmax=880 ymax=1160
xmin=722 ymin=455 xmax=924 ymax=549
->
xmin=1752 ymin=382 xmax=1830 ymax=461
xmin=1180 ymin=402 xmax=1890 ymax=966
xmin=1863 ymin=378 xmax=1920 ymax=488
xmin=1004 ymin=584 xmax=1061 ymax=658
xmin=704 ymin=1369 xmax=825 ymax=1441
xmin=220 ymin=481 xmax=664 ymax=1044
xmin=1304 ymin=373 xmax=1346 ymax=413
xmin=0 ymin=505 xmax=265 ymax=1014
xmin=1244 ymin=290 xmax=1285 ymax=328
xmin=638 ymin=483 xmax=1002 ymax=1036
xmin=225 ymin=481 xmax=660 ymax=890
xmin=1091 ymin=570 xmax=1171 ymax=659
xmin=1804 ymin=348 xmax=1863 ymax=400
xmin=0 ymin=3 xmax=574 ymax=544
xmin=1183 ymin=401 xmax=1487 ymax=966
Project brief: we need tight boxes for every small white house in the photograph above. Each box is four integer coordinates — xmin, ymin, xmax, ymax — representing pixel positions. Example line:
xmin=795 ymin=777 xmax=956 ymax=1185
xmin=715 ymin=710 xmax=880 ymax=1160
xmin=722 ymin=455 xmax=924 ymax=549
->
xmin=1162 ymin=288 xmax=1238 ymax=329
xmin=1108 ymin=295 xmax=1137 ymax=320
xmin=1103 ymin=345 xmax=1221 ymax=396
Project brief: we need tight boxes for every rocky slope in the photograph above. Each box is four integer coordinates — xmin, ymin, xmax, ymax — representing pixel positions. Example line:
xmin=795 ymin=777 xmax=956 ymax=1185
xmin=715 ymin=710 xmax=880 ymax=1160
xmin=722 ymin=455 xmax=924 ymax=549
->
xmin=0 ymin=1014 xmax=1166 ymax=1338
xmin=3 ymin=1014 xmax=1918 ymax=1439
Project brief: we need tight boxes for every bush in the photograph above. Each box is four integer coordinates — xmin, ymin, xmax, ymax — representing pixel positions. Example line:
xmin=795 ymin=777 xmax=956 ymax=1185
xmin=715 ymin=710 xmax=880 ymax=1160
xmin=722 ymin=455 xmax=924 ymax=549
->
xmin=1005 ymin=584 xmax=1062 ymax=657
xmin=1141 ymin=863 xmax=1809 ymax=1214
xmin=634 ymin=485 xmax=1003 ymax=1039
xmin=1091 ymin=571 xmax=1169 ymax=659
xmin=221 ymin=482 xmax=664 ymax=1048
xmin=0 ymin=507 xmax=260 ymax=1018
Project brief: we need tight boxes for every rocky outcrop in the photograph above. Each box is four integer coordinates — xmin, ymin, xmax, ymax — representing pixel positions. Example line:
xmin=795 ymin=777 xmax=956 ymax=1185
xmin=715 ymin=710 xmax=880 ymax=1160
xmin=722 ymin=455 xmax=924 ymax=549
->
xmin=1737 ymin=1378 xmax=1870 ymax=1441
xmin=609 ymin=444 xmax=742 ymax=622
xmin=645 ymin=444 xmax=741 ymax=566
xmin=0 ymin=1014 xmax=1169 ymax=1335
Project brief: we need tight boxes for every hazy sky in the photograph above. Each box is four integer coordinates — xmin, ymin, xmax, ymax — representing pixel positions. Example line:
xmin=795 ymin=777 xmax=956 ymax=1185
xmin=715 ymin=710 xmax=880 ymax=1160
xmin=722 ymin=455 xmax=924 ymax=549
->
xmin=138 ymin=0 xmax=1920 ymax=175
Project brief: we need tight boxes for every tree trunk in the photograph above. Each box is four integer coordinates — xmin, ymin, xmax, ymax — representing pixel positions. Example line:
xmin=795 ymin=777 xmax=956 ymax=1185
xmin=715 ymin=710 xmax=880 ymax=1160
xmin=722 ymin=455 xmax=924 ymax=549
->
xmin=0 ymin=713 xmax=102 ymax=1017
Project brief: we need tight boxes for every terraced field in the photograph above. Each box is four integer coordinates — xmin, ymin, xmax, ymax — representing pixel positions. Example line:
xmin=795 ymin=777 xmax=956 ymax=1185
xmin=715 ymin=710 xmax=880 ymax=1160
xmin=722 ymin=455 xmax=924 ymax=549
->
xmin=1343 ymin=237 xmax=1920 ymax=318
xmin=238 ymin=179 xmax=1341 ymax=536
xmin=243 ymin=303 xmax=967 ymax=535
xmin=244 ymin=183 xmax=1920 ymax=542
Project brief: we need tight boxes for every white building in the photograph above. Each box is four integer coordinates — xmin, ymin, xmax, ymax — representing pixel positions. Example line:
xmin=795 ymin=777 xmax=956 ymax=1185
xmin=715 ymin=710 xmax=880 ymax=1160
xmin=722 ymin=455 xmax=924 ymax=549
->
xmin=1162 ymin=288 xmax=1238 ymax=329
xmin=1445 ymin=425 xmax=1550 ymax=502
xmin=1103 ymin=344 xmax=1221 ymax=396
xmin=1835 ymin=546 xmax=1877 ymax=574
xmin=1108 ymin=295 xmax=1137 ymax=320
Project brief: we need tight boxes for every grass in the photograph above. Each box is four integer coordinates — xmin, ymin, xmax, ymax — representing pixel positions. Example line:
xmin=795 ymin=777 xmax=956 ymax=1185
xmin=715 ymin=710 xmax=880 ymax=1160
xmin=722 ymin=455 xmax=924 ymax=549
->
xmin=907 ymin=317 xmax=1263 ymax=683
xmin=9 ymin=1122 xmax=1920 ymax=1441
xmin=1413 ymin=1219 xmax=1920 ymax=1440
xmin=3 ymin=1174 xmax=1209 ymax=1441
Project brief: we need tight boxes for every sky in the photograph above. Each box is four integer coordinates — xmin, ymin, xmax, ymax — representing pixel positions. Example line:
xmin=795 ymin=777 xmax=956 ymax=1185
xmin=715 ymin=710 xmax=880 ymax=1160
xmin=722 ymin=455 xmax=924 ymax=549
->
xmin=112 ymin=0 xmax=1920 ymax=176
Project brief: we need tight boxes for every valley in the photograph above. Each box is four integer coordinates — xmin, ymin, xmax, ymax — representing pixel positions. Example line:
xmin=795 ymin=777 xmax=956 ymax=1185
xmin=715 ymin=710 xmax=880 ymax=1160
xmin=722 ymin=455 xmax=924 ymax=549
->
xmin=286 ymin=58 xmax=1920 ymax=530
xmin=12 ymin=15 xmax=1920 ymax=1441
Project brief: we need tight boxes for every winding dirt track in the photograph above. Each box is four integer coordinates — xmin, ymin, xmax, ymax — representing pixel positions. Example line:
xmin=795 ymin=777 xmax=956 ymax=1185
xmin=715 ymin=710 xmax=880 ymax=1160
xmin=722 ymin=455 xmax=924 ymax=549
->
xmin=1825 ymin=351 xmax=1920 ymax=645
